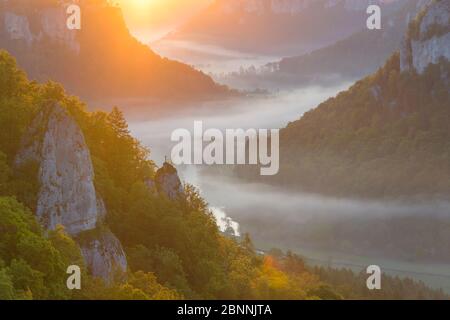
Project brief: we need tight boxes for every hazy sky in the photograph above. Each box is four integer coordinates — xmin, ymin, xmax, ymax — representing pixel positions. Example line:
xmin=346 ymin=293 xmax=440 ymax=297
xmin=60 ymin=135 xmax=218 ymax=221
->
xmin=116 ymin=0 xmax=212 ymax=42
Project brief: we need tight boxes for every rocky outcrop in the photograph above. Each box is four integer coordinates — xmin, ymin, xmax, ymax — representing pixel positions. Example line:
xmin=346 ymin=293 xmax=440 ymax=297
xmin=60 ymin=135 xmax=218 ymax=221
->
xmin=154 ymin=162 xmax=184 ymax=200
xmin=400 ymin=0 xmax=450 ymax=73
xmin=16 ymin=103 xmax=98 ymax=234
xmin=1 ymin=1 xmax=80 ymax=53
xmin=3 ymin=12 xmax=34 ymax=45
xmin=15 ymin=102 xmax=127 ymax=281
xmin=78 ymin=228 xmax=128 ymax=281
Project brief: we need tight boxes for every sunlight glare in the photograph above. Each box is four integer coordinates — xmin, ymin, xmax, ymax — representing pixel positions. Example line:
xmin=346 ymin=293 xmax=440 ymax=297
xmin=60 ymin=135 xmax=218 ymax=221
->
xmin=130 ymin=0 xmax=154 ymax=10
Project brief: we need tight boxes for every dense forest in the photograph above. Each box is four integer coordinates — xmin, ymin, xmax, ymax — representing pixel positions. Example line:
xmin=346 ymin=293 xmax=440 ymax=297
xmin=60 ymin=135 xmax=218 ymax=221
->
xmin=312 ymin=264 xmax=448 ymax=300
xmin=0 ymin=49 xmax=332 ymax=300
xmin=267 ymin=249 xmax=448 ymax=300
xmin=0 ymin=50 xmax=446 ymax=300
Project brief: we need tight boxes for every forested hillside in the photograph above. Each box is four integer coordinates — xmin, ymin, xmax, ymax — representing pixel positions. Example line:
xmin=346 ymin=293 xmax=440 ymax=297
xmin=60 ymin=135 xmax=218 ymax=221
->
xmin=0 ymin=49 xmax=331 ymax=300
xmin=232 ymin=1 xmax=450 ymax=265
xmin=240 ymin=53 xmax=450 ymax=198
xmin=0 ymin=0 xmax=231 ymax=102
xmin=0 ymin=50 xmax=446 ymax=300
xmin=241 ymin=0 xmax=450 ymax=198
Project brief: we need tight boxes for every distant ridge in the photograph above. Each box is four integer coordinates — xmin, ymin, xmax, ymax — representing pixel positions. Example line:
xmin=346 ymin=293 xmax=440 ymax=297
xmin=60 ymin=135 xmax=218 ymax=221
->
xmin=0 ymin=0 xmax=232 ymax=102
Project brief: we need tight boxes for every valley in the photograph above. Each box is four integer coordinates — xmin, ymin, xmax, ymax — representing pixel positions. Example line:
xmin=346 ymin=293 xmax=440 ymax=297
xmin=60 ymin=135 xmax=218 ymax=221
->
xmin=128 ymin=88 xmax=450 ymax=293
xmin=128 ymin=0 xmax=450 ymax=295
xmin=0 ymin=0 xmax=449 ymax=301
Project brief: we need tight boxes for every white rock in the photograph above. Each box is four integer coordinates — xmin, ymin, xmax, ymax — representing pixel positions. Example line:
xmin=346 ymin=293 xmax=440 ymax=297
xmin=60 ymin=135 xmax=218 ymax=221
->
xmin=411 ymin=33 xmax=450 ymax=73
xmin=155 ymin=162 xmax=184 ymax=200
xmin=16 ymin=104 xmax=98 ymax=235
xmin=1 ymin=2 xmax=80 ymax=54
xmin=400 ymin=0 xmax=450 ymax=73
xmin=3 ymin=12 xmax=33 ymax=45
xmin=39 ymin=7 xmax=80 ymax=54
xmin=79 ymin=229 xmax=128 ymax=282
xmin=15 ymin=103 xmax=128 ymax=281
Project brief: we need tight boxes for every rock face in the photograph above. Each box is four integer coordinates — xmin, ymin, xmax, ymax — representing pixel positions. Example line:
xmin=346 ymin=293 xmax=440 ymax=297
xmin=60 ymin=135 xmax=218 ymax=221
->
xmin=0 ymin=1 xmax=80 ymax=53
xmin=154 ymin=162 xmax=184 ymax=200
xmin=79 ymin=229 xmax=128 ymax=281
xmin=15 ymin=102 xmax=127 ymax=281
xmin=400 ymin=0 xmax=450 ymax=73
xmin=3 ymin=12 xmax=34 ymax=45
xmin=16 ymin=103 xmax=98 ymax=234
xmin=1 ymin=0 xmax=80 ymax=53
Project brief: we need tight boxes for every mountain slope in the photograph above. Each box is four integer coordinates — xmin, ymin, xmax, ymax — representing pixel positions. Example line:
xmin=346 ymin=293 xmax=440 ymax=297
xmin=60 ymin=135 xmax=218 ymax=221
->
xmin=218 ymin=0 xmax=431 ymax=90
xmin=0 ymin=49 xmax=321 ymax=299
xmin=0 ymin=45 xmax=448 ymax=301
xmin=0 ymin=0 xmax=230 ymax=102
xmin=238 ymin=0 xmax=450 ymax=198
xmin=276 ymin=0 xmax=428 ymax=83
xmin=162 ymin=0 xmax=409 ymax=56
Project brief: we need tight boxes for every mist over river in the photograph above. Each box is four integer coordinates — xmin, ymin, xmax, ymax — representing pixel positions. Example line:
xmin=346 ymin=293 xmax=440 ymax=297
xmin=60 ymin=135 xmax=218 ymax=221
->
xmin=128 ymin=84 xmax=350 ymax=164
xmin=127 ymin=84 xmax=348 ymax=236
xmin=126 ymin=85 xmax=450 ymax=293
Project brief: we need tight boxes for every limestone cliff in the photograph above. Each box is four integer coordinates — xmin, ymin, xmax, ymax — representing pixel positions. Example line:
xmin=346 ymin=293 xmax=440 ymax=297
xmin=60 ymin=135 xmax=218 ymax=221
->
xmin=154 ymin=162 xmax=184 ymax=200
xmin=400 ymin=0 xmax=450 ymax=73
xmin=78 ymin=228 xmax=128 ymax=281
xmin=16 ymin=103 xmax=99 ymax=234
xmin=15 ymin=102 xmax=127 ymax=281
xmin=1 ymin=1 xmax=80 ymax=53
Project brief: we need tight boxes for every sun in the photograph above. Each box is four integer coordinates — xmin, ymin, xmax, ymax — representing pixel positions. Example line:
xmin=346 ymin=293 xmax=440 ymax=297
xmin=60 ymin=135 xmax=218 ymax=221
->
xmin=119 ymin=0 xmax=156 ymax=21
xmin=117 ymin=0 xmax=213 ymax=42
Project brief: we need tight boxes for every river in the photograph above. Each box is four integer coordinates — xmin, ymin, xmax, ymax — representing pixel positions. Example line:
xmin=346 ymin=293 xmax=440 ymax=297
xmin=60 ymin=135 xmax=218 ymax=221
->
xmin=126 ymin=85 xmax=450 ymax=294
